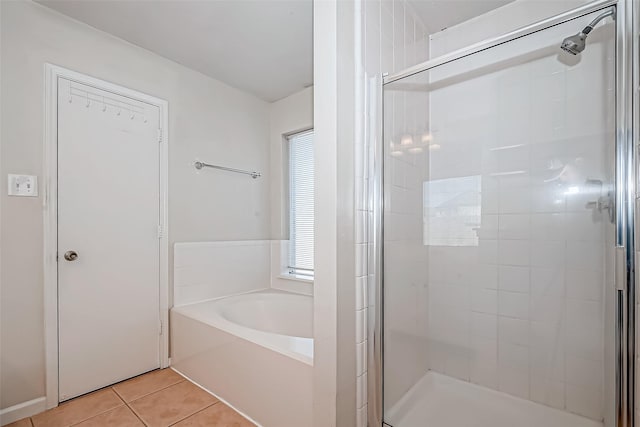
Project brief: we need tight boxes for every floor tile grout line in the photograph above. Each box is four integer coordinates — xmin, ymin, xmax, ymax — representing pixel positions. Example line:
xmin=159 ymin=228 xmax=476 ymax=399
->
xmin=111 ymin=385 xmax=149 ymax=426
xmin=124 ymin=395 xmax=149 ymax=427
xmin=110 ymin=386 xmax=127 ymax=404
xmin=66 ymin=397 xmax=127 ymax=427
xmin=118 ymin=378 xmax=186 ymax=405
xmin=113 ymin=373 xmax=192 ymax=427
xmin=167 ymin=402 xmax=219 ymax=426
xmin=27 ymin=370 xmax=183 ymax=427
xmin=65 ymin=404 xmax=126 ymax=427
xmin=122 ymin=398 xmax=149 ymax=427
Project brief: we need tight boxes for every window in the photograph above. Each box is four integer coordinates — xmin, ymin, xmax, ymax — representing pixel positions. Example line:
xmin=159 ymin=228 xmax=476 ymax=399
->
xmin=287 ymin=129 xmax=314 ymax=278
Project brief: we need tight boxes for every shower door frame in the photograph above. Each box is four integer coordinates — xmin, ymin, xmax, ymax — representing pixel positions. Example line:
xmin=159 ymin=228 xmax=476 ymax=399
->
xmin=369 ymin=0 xmax=639 ymax=426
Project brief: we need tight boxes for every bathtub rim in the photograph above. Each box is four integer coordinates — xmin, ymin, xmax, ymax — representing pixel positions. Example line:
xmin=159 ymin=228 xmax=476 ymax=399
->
xmin=171 ymin=289 xmax=314 ymax=366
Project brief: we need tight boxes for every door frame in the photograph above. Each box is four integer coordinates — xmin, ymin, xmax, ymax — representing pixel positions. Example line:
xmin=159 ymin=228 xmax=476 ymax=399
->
xmin=43 ymin=64 xmax=170 ymax=409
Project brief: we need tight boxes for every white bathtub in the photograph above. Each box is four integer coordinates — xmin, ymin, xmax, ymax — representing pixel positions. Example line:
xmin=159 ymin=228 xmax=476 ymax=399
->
xmin=171 ymin=290 xmax=313 ymax=427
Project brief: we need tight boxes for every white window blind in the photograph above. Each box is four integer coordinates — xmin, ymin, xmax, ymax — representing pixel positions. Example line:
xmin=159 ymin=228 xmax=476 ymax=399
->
xmin=288 ymin=129 xmax=314 ymax=276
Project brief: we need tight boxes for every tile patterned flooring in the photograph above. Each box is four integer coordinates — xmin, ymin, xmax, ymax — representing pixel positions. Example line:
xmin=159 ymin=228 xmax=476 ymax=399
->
xmin=7 ymin=369 xmax=255 ymax=427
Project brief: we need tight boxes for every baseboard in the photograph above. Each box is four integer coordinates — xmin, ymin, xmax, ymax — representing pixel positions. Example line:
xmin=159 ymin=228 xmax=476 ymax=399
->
xmin=0 ymin=397 xmax=46 ymax=426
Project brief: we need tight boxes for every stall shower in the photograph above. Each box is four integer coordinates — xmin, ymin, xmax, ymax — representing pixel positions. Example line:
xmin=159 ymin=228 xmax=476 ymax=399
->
xmin=373 ymin=2 xmax=634 ymax=427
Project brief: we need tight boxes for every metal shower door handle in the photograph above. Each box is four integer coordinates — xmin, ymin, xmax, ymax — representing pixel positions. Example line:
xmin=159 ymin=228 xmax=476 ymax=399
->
xmin=64 ymin=250 xmax=78 ymax=261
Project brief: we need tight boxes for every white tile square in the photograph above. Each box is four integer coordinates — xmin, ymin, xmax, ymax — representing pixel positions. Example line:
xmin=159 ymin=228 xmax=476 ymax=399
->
xmin=566 ymin=300 xmax=603 ymax=360
xmin=356 ymin=276 xmax=367 ymax=311
xmin=444 ymin=348 xmax=471 ymax=381
xmin=498 ymin=370 xmax=529 ymax=399
xmin=566 ymin=241 xmax=603 ymax=271
xmin=356 ymin=341 xmax=367 ymax=376
xmin=498 ymin=316 xmax=529 ymax=346
xmin=499 ymin=188 xmax=531 ymax=214
xmin=478 ymin=239 xmax=498 ymax=264
xmin=498 ymin=240 xmax=530 ymax=266
xmin=565 ymin=212 xmax=602 ymax=242
xmin=356 ymin=308 xmax=367 ymax=344
xmin=356 ymin=243 xmax=368 ymax=277
xmin=530 ymin=294 xmax=564 ymax=322
xmin=530 ymin=213 xmax=565 ymax=241
xmin=565 ymin=355 xmax=602 ymax=389
xmin=356 ymin=178 xmax=365 ymax=211
xmin=566 ymin=268 xmax=603 ymax=301
xmin=498 ymin=341 xmax=529 ymax=372
xmin=498 ymin=214 xmax=530 ymax=240
xmin=471 ymin=288 xmax=498 ymax=314
xmin=472 ymin=264 xmax=498 ymax=290
xmin=498 ymin=291 xmax=529 ymax=319
xmin=482 ymin=191 xmax=500 ymax=214
xmin=471 ymin=312 xmax=497 ymax=339
xmin=529 ymin=321 xmax=565 ymax=378
xmin=357 ymin=372 xmax=368 ymax=409
xmin=530 ymin=377 xmax=565 ymax=409
xmin=567 ymin=299 xmax=602 ymax=333
xmin=566 ymin=384 xmax=603 ymax=420
xmin=498 ymin=266 xmax=530 ymax=293
xmin=531 ymin=267 xmax=564 ymax=297
xmin=479 ymin=214 xmax=499 ymax=239
xmin=470 ymin=337 xmax=498 ymax=388
xmin=357 ymin=403 xmax=368 ymax=427
xmin=356 ymin=211 xmax=368 ymax=244
xmin=530 ymin=184 xmax=565 ymax=213
xmin=531 ymin=240 xmax=564 ymax=267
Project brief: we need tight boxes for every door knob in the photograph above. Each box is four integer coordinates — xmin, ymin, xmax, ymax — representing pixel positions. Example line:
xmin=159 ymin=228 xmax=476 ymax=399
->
xmin=64 ymin=251 xmax=78 ymax=261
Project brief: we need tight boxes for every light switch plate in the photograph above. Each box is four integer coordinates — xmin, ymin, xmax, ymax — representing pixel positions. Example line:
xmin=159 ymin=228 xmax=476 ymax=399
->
xmin=8 ymin=174 xmax=38 ymax=197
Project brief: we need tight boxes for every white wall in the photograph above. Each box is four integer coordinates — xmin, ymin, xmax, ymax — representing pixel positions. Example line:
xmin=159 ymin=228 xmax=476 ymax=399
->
xmin=269 ymin=86 xmax=314 ymax=240
xmin=313 ymin=0 xmax=339 ymax=424
xmin=268 ymin=87 xmax=315 ymax=296
xmin=0 ymin=0 xmax=271 ymax=412
xmin=173 ymin=241 xmax=271 ymax=306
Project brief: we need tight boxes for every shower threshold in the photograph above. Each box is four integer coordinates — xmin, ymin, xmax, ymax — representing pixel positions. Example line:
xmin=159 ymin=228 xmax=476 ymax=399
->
xmin=385 ymin=372 xmax=603 ymax=427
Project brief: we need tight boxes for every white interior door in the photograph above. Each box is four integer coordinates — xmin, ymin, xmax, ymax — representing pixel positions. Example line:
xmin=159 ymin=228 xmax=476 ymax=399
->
xmin=57 ymin=77 xmax=161 ymax=401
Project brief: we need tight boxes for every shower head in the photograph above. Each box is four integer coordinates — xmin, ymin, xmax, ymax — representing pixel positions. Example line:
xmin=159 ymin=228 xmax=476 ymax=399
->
xmin=560 ymin=8 xmax=615 ymax=55
xmin=561 ymin=33 xmax=587 ymax=55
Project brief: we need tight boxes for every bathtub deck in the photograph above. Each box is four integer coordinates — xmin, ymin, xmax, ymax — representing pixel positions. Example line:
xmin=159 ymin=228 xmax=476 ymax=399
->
xmin=7 ymin=368 xmax=254 ymax=427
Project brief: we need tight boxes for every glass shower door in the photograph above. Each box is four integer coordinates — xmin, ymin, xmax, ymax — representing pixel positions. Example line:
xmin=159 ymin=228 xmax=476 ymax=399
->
xmin=382 ymin=9 xmax=615 ymax=427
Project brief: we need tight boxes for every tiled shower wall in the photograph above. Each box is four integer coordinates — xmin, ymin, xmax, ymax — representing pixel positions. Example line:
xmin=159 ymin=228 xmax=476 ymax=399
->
xmin=417 ymin=5 xmax=615 ymax=422
xmin=356 ymin=1 xmax=429 ymax=425
xmin=359 ymin=1 xmax=635 ymax=426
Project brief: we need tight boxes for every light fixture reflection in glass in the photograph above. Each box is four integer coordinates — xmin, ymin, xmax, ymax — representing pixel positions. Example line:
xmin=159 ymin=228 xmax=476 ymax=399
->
xmin=409 ymin=147 xmax=423 ymax=154
xmin=564 ymin=186 xmax=580 ymax=195
xmin=401 ymin=134 xmax=414 ymax=146
xmin=421 ymin=132 xmax=433 ymax=144
xmin=391 ymin=151 xmax=403 ymax=157
xmin=428 ymin=143 xmax=441 ymax=151
xmin=489 ymin=170 xmax=526 ymax=177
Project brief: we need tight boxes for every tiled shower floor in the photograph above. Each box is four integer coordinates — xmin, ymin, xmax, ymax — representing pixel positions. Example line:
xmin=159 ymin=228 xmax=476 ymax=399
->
xmin=7 ymin=369 xmax=255 ymax=427
xmin=386 ymin=372 xmax=603 ymax=427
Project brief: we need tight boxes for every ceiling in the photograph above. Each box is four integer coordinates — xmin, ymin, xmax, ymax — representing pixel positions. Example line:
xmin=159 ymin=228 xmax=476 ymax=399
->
xmin=36 ymin=0 xmax=313 ymax=102
xmin=409 ymin=0 xmax=516 ymax=34
xmin=37 ymin=0 xmax=514 ymax=102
